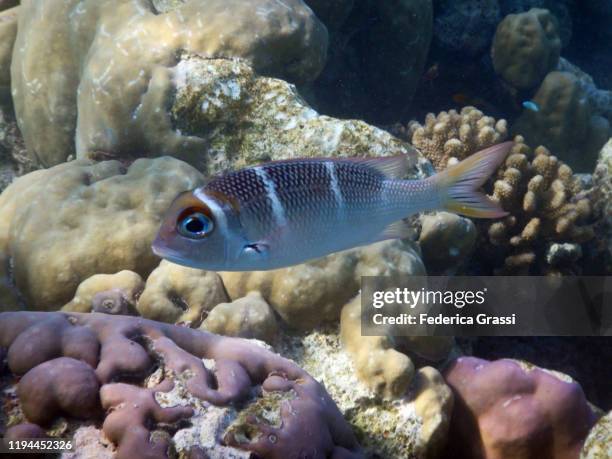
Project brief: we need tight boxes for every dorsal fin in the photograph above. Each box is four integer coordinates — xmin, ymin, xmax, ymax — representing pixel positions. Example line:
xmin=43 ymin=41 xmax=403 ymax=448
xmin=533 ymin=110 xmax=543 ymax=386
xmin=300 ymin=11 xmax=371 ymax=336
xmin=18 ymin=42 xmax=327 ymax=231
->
xmin=351 ymin=155 xmax=409 ymax=179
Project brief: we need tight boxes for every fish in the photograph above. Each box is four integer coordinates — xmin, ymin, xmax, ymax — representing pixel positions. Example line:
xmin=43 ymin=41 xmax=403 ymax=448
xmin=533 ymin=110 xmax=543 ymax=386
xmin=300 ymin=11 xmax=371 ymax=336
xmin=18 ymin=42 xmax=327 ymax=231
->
xmin=152 ymin=142 xmax=513 ymax=271
xmin=522 ymin=100 xmax=540 ymax=112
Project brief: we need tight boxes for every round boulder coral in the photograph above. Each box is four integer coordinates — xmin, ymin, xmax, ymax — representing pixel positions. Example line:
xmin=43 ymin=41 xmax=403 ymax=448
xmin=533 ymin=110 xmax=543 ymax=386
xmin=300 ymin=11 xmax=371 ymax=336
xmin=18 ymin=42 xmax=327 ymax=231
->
xmin=443 ymin=357 xmax=596 ymax=459
xmin=492 ymin=8 xmax=561 ymax=89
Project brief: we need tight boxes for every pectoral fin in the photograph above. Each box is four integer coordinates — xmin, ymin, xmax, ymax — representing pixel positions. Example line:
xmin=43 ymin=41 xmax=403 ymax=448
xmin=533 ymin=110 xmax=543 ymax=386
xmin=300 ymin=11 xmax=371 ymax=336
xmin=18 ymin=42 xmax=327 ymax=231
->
xmin=378 ymin=219 xmax=416 ymax=241
xmin=242 ymin=242 xmax=270 ymax=258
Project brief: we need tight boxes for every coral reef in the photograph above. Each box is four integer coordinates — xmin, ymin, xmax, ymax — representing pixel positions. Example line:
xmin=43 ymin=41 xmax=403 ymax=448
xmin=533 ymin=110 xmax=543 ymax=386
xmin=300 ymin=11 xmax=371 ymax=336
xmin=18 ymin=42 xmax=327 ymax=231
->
xmin=137 ymin=260 xmax=228 ymax=327
xmin=201 ymin=291 xmax=278 ymax=344
xmin=220 ymin=239 xmax=425 ymax=330
xmin=62 ymin=271 xmax=144 ymax=314
xmin=512 ymin=71 xmax=610 ymax=172
xmin=403 ymin=106 xmax=508 ymax=170
xmin=482 ymin=135 xmax=595 ymax=274
xmin=434 ymin=0 xmax=501 ymax=56
xmin=418 ymin=212 xmax=477 ymax=274
xmin=492 ymin=8 xmax=561 ymax=89
xmin=11 ymin=0 xmax=328 ymax=168
xmin=443 ymin=357 xmax=596 ymax=459
xmin=277 ymin=328 xmax=454 ymax=459
xmin=0 ymin=157 xmax=204 ymax=310
xmin=0 ymin=311 xmax=363 ymax=458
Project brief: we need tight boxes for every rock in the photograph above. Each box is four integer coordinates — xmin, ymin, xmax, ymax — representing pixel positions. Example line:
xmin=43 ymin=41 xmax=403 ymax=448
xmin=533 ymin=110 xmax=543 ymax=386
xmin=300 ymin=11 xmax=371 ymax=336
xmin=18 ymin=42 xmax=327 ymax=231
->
xmin=11 ymin=0 xmax=328 ymax=167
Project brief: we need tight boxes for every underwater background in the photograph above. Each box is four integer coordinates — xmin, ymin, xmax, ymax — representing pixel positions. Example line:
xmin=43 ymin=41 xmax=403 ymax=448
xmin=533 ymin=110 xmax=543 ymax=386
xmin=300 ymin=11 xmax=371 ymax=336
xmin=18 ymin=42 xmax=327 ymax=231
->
xmin=0 ymin=0 xmax=610 ymax=458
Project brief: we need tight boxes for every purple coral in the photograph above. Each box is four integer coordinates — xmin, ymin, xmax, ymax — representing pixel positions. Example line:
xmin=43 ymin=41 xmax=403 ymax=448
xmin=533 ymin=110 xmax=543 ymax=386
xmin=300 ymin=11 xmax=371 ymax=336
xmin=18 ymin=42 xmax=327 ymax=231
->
xmin=443 ymin=357 xmax=596 ymax=459
xmin=0 ymin=311 xmax=363 ymax=459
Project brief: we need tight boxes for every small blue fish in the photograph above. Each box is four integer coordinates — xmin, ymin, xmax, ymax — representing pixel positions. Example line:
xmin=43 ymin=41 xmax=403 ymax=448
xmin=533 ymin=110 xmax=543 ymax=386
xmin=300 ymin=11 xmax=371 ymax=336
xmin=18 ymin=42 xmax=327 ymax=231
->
xmin=153 ymin=143 xmax=513 ymax=271
xmin=522 ymin=100 xmax=540 ymax=112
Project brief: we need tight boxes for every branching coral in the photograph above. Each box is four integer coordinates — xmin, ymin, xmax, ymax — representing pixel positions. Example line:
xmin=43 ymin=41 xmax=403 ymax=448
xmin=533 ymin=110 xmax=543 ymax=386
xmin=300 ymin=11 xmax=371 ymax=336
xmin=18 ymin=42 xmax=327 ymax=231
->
xmin=482 ymin=135 xmax=595 ymax=274
xmin=0 ymin=311 xmax=363 ymax=459
xmin=404 ymin=106 xmax=508 ymax=170
xmin=443 ymin=357 xmax=596 ymax=459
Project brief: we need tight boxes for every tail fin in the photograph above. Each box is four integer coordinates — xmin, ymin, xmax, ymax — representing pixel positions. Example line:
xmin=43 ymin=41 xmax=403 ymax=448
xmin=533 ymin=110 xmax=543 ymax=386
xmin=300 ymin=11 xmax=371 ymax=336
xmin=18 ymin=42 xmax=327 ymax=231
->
xmin=431 ymin=142 xmax=513 ymax=218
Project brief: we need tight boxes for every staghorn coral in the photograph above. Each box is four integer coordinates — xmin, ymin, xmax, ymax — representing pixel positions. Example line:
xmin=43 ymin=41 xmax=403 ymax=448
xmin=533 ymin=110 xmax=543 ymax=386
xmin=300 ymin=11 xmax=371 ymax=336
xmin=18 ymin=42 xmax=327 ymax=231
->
xmin=491 ymin=8 xmax=561 ymax=89
xmin=12 ymin=0 xmax=328 ymax=168
xmin=405 ymin=106 xmax=508 ymax=171
xmin=512 ymin=71 xmax=610 ymax=172
xmin=0 ymin=157 xmax=204 ymax=311
xmin=137 ymin=260 xmax=228 ymax=327
xmin=0 ymin=311 xmax=363 ymax=459
xmin=443 ymin=357 xmax=596 ymax=459
xmin=482 ymin=135 xmax=595 ymax=274
xmin=201 ymin=291 xmax=279 ymax=344
xmin=62 ymin=270 xmax=144 ymax=314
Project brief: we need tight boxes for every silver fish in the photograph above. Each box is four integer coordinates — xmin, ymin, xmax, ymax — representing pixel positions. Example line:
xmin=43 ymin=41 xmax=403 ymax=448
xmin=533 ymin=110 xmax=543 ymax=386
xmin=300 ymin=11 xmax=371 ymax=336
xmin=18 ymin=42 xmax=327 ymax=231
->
xmin=153 ymin=142 xmax=513 ymax=271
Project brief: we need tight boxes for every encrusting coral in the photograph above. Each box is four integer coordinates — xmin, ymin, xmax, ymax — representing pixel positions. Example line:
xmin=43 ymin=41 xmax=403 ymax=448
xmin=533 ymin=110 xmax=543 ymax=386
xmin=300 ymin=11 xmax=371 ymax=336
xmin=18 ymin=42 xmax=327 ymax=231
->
xmin=491 ymin=8 xmax=561 ymax=89
xmin=402 ymin=106 xmax=508 ymax=171
xmin=0 ymin=311 xmax=364 ymax=459
xmin=137 ymin=260 xmax=228 ymax=327
xmin=482 ymin=135 xmax=595 ymax=274
xmin=443 ymin=357 xmax=596 ymax=459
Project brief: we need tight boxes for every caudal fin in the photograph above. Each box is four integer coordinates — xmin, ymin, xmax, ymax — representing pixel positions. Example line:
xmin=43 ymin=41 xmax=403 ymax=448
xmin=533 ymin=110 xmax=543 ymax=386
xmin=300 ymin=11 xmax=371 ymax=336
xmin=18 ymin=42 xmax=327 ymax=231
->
xmin=431 ymin=142 xmax=513 ymax=218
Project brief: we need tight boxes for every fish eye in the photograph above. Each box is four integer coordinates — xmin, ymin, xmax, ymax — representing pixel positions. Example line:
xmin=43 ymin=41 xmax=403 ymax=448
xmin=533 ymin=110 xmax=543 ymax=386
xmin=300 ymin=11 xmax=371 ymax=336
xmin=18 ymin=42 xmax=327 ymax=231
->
xmin=177 ymin=211 xmax=214 ymax=239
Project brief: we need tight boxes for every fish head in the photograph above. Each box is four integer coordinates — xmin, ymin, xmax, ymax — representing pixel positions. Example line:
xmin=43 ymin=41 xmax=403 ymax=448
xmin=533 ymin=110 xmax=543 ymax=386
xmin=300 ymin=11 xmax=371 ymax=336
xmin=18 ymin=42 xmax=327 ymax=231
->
xmin=152 ymin=188 xmax=243 ymax=271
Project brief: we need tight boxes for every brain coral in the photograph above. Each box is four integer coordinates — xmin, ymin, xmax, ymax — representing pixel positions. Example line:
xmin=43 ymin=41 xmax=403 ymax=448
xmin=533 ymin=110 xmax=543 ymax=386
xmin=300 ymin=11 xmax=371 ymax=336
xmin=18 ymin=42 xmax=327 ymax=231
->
xmin=443 ymin=357 xmax=596 ymax=459
xmin=0 ymin=157 xmax=204 ymax=310
xmin=0 ymin=311 xmax=364 ymax=459
xmin=404 ymin=106 xmax=508 ymax=170
xmin=11 ymin=0 xmax=328 ymax=168
xmin=512 ymin=71 xmax=610 ymax=172
xmin=492 ymin=8 xmax=561 ymax=89
xmin=482 ymin=136 xmax=595 ymax=274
